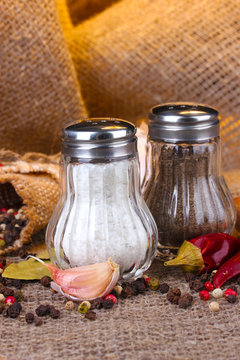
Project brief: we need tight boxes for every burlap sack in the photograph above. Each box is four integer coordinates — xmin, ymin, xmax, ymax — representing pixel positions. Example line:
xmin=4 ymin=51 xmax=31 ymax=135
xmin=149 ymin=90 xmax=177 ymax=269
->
xmin=0 ymin=0 xmax=87 ymax=155
xmin=0 ymin=150 xmax=60 ymax=255
xmin=61 ymin=0 xmax=240 ymax=170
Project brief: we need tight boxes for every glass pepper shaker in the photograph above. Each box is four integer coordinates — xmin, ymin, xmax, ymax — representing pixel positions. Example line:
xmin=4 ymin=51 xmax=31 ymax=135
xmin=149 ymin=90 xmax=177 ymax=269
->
xmin=46 ymin=118 xmax=158 ymax=279
xmin=143 ymin=103 xmax=236 ymax=249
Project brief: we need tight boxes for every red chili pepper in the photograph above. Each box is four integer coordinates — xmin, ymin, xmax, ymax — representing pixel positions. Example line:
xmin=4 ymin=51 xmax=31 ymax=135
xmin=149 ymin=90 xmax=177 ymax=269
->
xmin=165 ymin=233 xmax=240 ymax=274
xmin=189 ymin=233 xmax=240 ymax=272
xmin=213 ymin=251 xmax=240 ymax=288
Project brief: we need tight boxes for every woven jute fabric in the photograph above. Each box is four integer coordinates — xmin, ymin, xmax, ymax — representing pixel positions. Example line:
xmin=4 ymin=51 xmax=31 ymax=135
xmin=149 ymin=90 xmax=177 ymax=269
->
xmin=0 ymin=0 xmax=87 ymax=155
xmin=63 ymin=0 xmax=240 ymax=170
xmin=1 ymin=256 xmax=240 ymax=360
xmin=0 ymin=151 xmax=60 ymax=255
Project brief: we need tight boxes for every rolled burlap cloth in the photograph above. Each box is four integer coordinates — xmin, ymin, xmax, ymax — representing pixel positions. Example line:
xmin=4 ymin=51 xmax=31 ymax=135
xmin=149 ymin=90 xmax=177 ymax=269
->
xmin=0 ymin=151 xmax=60 ymax=256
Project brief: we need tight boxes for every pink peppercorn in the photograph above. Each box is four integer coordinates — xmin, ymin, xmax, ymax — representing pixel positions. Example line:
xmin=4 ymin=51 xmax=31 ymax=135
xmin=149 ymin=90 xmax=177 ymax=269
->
xmin=0 ymin=207 xmax=7 ymax=213
xmin=224 ymin=288 xmax=237 ymax=298
xmin=199 ymin=290 xmax=210 ymax=301
xmin=4 ymin=296 xmax=16 ymax=305
xmin=0 ymin=263 xmax=3 ymax=269
xmin=145 ymin=277 xmax=150 ymax=286
xmin=104 ymin=294 xmax=117 ymax=304
xmin=205 ymin=281 xmax=214 ymax=292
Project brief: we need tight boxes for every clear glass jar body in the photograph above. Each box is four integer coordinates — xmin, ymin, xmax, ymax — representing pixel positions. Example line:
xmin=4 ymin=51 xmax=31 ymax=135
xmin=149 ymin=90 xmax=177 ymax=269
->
xmin=46 ymin=155 xmax=158 ymax=280
xmin=143 ymin=137 xmax=236 ymax=248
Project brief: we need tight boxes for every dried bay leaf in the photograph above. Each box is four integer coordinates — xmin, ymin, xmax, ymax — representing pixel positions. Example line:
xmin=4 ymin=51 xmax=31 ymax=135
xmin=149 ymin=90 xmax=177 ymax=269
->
xmin=36 ymin=249 xmax=50 ymax=260
xmin=2 ymin=258 xmax=52 ymax=280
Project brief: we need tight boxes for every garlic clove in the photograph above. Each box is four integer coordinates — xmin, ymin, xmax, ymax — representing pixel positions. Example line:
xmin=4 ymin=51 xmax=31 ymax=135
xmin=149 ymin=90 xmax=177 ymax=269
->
xmin=29 ymin=256 xmax=120 ymax=301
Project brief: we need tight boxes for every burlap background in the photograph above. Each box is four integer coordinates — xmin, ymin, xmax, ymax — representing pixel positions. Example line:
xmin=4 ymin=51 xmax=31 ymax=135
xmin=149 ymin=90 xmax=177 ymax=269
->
xmin=0 ymin=0 xmax=86 ymax=155
xmin=1 ymin=256 xmax=240 ymax=360
xmin=0 ymin=0 xmax=239 ymax=170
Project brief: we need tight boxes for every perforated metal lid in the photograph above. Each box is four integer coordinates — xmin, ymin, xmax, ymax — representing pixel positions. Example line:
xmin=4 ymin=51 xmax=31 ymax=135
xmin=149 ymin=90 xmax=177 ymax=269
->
xmin=62 ymin=118 xmax=137 ymax=159
xmin=148 ymin=103 xmax=219 ymax=142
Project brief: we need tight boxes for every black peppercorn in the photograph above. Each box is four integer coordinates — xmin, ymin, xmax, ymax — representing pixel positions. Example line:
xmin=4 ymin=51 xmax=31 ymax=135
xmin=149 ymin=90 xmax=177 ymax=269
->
xmin=25 ymin=312 xmax=35 ymax=324
xmin=226 ymin=295 xmax=237 ymax=303
xmin=167 ymin=291 xmax=180 ymax=304
xmin=0 ymin=257 xmax=6 ymax=267
xmin=50 ymin=307 xmax=60 ymax=319
xmin=90 ymin=298 xmax=104 ymax=310
xmin=7 ymin=302 xmax=22 ymax=318
xmin=103 ymin=299 xmax=114 ymax=309
xmin=159 ymin=283 xmax=170 ymax=294
xmin=40 ymin=276 xmax=51 ymax=288
xmin=85 ymin=311 xmax=97 ymax=321
xmin=121 ymin=285 xmax=135 ymax=298
xmin=178 ymin=294 xmax=193 ymax=309
xmin=133 ymin=280 xmax=146 ymax=293
xmin=172 ymin=288 xmax=181 ymax=296
xmin=35 ymin=304 xmax=51 ymax=317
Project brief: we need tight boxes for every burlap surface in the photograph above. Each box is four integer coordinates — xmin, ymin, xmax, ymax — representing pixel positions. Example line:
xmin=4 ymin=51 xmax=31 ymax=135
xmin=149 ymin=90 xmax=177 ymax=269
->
xmin=0 ymin=151 xmax=60 ymax=255
xmin=64 ymin=0 xmax=240 ymax=170
xmin=0 ymin=0 xmax=86 ymax=155
xmin=1 ymin=254 xmax=240 ymax=360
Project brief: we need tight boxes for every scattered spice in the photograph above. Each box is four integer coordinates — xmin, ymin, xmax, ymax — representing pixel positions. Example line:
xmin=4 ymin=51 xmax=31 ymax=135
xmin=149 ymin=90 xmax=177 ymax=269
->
xmin=178 ymin=294 xmax=193 ymax=309
xmin=65 ymin=301 xmax=74 ymax=311
xmin=159 ymin=283 xmax=169 ymax=294
xmin=90 ymin=298 xmax=104 ymax=310
xmin=4 ymin=296 xmax=16 ymax=305
xmin=148 ymin=277 xmax=160 ymax=290
xmin=204 ymin=281 xmax=214 ymax=292
xmin=199 ymin=290 xmax=209 ymax=301
xmin=189 ymin=280 xmax=205 ymax=292
xmin=104 ymin=294 xmax=117 ymax=304
xmin=209 ymin=301 xmax=220 ymax=312
xmin=78 ymin=301 xmax=91 ymax=314
xmin=167 ymin=289 xmax=181 ymax=304
xmin=224 ymin=288 xmax=237 ymax=298
xmin=113 ymin=285 xmax=122 ymax=296
xmin=7 ymin=302 xmax=22 ymax=318
xmin=50 ymin=307 xmax=60 ymax=319
xmin=226 ymin=295 xmax=237 ymax=303
xmin=35 ymin=304 xmax=51 ymax=317
xmin=103 ymin=299 xmax=114 ymax=309
xmin=0 ymin=294 xmax=5 ymax=303
xmin=212 ymin=288 xmax=223 ymax=299
xmin=5 ymin=278 xmax=22 ymax=289
xmin=132 ymin=279 xmax=146 ymax=294
xmin=40 ymin=276 xmax=51 ymax=288
xmin=121 ymin=284 xmax=135 ymax=298
xmin=0 ymin=208 xmax=28 ymax=248
xmin=25 ymin=312 xmax=35 ymax=324
xmin=34 ymin=317 xmax=43 ymax=326
xmin=85 ymin=310 xmax=97 ymax=321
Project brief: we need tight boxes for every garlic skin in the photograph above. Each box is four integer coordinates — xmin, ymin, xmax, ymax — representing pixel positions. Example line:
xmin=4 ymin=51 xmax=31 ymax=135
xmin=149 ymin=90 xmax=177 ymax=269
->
xmin=30 ymin=256 xmax=120 ymax=301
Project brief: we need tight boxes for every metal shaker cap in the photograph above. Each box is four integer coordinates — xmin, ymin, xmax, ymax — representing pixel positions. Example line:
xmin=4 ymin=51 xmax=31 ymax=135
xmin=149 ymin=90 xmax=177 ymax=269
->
xmin=62 ymin=118 xmax=137 ymax=159
xmin=148 ymin=103 xmax=219 ymax=142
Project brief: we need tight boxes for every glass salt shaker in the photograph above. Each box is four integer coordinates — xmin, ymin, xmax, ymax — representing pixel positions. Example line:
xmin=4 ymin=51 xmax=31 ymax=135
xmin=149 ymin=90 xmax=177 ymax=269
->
xmin=46 ymin=118 xmax=158 ymax=279
xmin=143 ymin=103 xmax=236 ymax=249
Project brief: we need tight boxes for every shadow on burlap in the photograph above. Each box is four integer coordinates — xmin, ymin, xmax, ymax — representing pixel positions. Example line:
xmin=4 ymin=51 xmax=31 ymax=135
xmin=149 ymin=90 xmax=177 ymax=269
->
xmin=1 ymin=252 xmax=240 ymax=360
